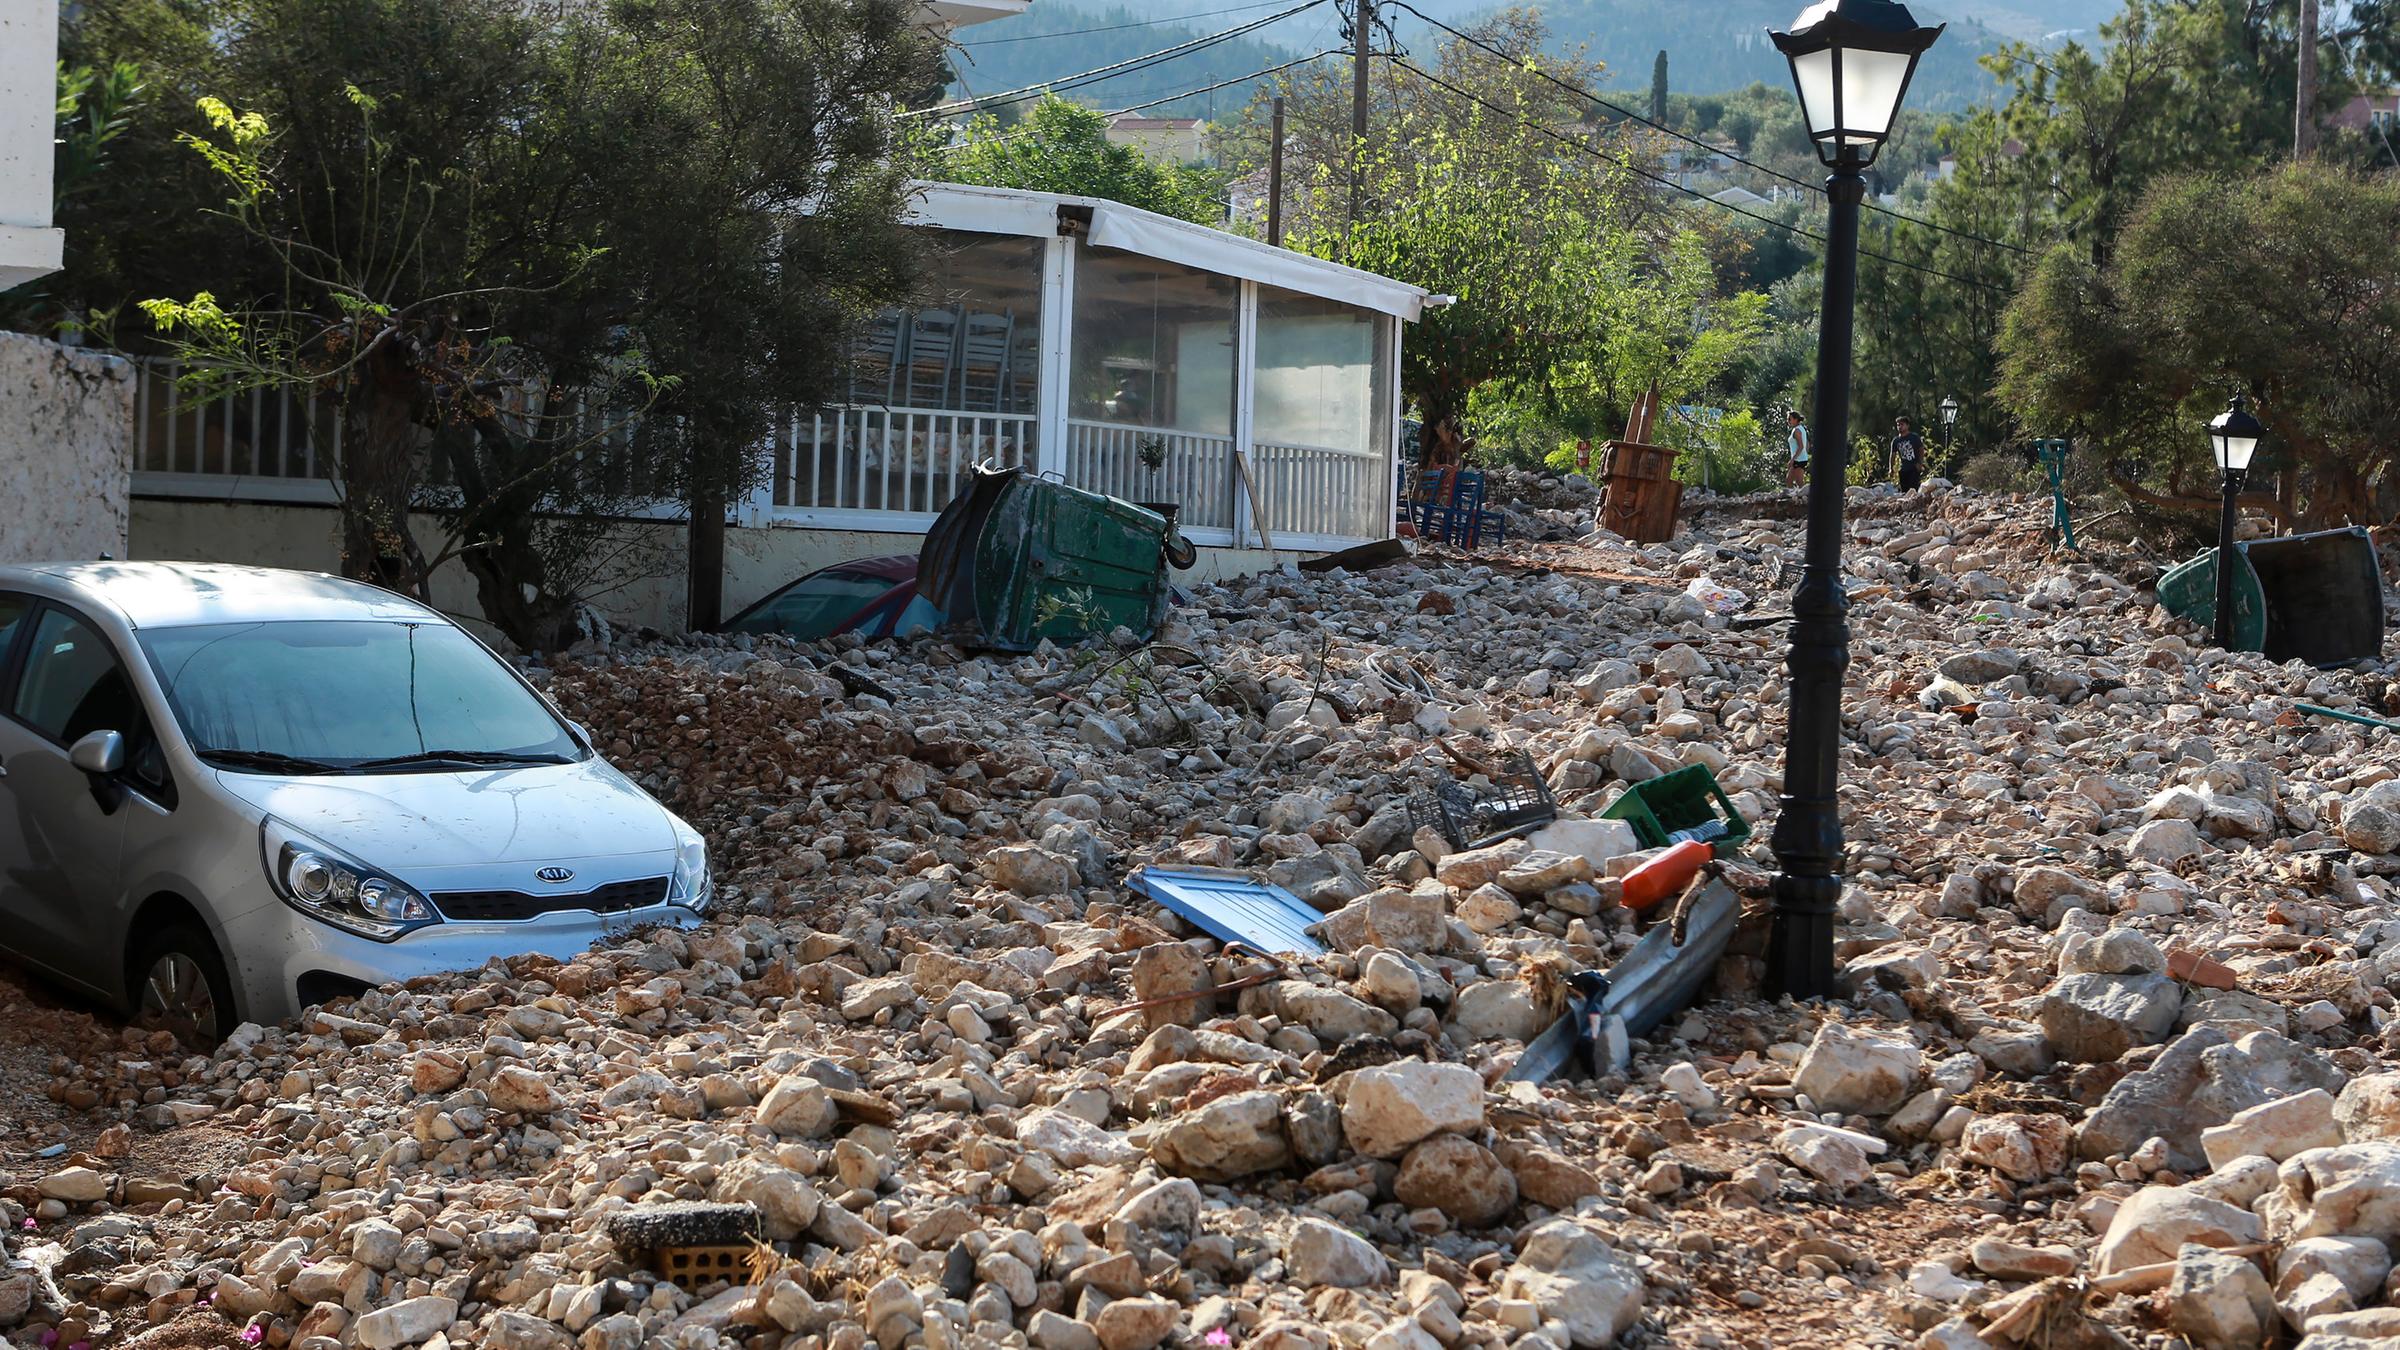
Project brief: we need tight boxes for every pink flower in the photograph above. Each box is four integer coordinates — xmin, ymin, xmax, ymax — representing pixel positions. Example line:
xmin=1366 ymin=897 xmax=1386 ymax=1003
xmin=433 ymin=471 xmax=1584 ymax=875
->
xmin=241 ymin=1326 xmax=266 ymax=1344
xmin=1205 ymin=1332 xmax=1233 ymax=1348
xmin=18 ymin=1218 xmax=33 ymax=1230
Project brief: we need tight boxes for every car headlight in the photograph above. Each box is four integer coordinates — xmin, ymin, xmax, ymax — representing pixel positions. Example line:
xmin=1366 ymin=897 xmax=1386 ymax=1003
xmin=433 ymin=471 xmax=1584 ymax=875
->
xmin=261 ymin=817 xmax=439 ymax=941
xmin=669 ymin=820 xmax=711 ymax=913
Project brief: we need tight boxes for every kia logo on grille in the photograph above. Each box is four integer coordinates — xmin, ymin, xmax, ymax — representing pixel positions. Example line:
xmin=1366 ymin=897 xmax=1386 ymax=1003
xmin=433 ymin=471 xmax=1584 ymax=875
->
xmin=536 ymin=867 xmax=576 ymax=885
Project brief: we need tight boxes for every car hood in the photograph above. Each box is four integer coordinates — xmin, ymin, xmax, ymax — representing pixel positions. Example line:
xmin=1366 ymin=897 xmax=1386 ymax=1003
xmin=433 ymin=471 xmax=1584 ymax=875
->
xmin=211 ymin=757 xmax=678 ymax=869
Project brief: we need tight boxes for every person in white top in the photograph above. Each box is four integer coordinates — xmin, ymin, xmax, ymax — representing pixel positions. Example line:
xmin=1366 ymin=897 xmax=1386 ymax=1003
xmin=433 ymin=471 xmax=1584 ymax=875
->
xmin=1785 ymin=409 xmax=1811 ymax=489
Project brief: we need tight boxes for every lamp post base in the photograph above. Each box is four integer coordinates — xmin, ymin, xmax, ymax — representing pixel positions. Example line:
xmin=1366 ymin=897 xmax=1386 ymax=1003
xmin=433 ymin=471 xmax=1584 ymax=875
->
xmin=1766 ymin=870 xmax=1840 ymax=999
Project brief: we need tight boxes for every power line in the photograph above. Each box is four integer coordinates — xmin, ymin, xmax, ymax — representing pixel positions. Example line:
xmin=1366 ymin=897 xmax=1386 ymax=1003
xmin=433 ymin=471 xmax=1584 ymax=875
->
xmin=959 ymin=1 xmax=1301 ymax=47
xmin=911 ymin=0 xmax=1330 ymax=120
xmin=1383 ymin=0 xmax=2034 ymax=257
xmin=1387 ymin=55 xmax=2012 ymax=294
xmin=915 ymin=51 xmax=1345 ymax=158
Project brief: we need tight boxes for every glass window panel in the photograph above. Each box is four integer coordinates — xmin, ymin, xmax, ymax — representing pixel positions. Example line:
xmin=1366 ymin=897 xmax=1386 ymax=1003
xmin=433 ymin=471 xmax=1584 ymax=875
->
xmin=1254 ymin=287 xmax=1394 ymax=541
xmin=803 ymin=229 xmax=1045 ymax=514
xmin=1070 ymin=245 xmax=1237 ymax=437
xmin=1255 ymin=286 xmax=1385 ymax=456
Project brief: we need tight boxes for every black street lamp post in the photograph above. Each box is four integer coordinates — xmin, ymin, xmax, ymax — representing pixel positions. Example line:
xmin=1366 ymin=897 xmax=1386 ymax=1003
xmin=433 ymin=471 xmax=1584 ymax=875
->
xmin=2208 ymin=392 xmax=2264 ymax=650
xmin=1940 ymin=393 xmax=1959 ymax=463
xmin=1765 ymin=0 xmax=1944 ymax=1000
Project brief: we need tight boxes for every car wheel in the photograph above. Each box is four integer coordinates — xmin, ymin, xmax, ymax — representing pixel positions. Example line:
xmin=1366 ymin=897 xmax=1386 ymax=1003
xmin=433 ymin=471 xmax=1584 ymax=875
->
xmin=130 ymin=924 xmax=235 ymax=1051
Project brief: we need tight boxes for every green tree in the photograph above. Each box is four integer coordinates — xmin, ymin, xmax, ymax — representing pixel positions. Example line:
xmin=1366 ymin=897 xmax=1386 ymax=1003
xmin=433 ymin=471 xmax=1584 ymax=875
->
xmin=135 ymin=0 xmax=933 ymax=648
xmin=914 ymin=94 xmax=1229 ymax=224
xmin=1649 ymin=50 xmax=1668 ymax=125
xmin=1997 ymin=163 xmax=2400 ymax=531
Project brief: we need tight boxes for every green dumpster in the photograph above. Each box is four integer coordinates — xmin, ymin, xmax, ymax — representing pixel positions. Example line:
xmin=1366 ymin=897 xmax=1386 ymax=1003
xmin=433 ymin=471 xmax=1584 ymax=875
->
xmin=2157 ymin=527 xmax=2386 ymax=665
xmin=920 ymin=467 xmax=1178 ymax=652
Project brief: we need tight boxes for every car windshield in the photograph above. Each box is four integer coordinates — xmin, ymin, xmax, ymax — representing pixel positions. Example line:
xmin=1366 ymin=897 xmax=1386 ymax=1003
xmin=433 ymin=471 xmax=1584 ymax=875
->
xmin=137 ymin=620 xmax=582 ymax=772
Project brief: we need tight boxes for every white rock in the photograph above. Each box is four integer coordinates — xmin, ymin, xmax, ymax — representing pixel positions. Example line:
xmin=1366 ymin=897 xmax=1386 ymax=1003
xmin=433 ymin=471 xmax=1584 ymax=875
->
xmin=1495 ymin=1220 xmax=1646 ymax=1349
xmin=1342 ymin=1061 xmax=1485 ymax=1159
xmin=2202 ymin=1090 xmax=2342 ymax=1167
xmin=1285 ymin=1218 xmax=1389 ymax=1288
xmin=355 ymin=1296 xmax=460 ymax=1350
xmin=1793 ymin=1021 xmax=1922 ymax=1116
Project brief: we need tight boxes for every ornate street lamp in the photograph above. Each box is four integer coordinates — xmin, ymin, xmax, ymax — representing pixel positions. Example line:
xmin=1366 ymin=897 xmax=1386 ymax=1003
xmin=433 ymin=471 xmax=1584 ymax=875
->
xmin=2208 ymin=391 xmax=2264 ymax=650
xmin=1765 ymin=0 xmax=1944 ymax=1001
xmin=1939 ymin=393 xmax=1960 ymax=460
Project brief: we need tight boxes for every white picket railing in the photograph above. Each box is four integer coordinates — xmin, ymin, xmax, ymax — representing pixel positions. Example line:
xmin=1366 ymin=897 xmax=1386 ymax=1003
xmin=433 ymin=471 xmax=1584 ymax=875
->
xmin=1256 ymin=439 xmax=1387 ymax=542
xmin=1061 ymin=420 xmax=1237 ymax=532
xmin=128 ymin=358 xmax=1395 ymax=549
xmin=772 ymin=406 xmax=1038 ymax=518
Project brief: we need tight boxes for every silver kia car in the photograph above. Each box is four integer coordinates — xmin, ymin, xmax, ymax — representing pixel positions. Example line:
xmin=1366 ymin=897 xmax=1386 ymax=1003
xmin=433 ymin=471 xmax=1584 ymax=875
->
xmin=0 ymin=562 xmax=708 ymax=1044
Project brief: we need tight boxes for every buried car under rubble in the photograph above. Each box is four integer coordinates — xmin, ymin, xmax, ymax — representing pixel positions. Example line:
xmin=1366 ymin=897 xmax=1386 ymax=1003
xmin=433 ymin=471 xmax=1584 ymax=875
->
xmin=725 ymin=467 xmax=1197 ymax=650
xmin=0 ymin=562 xmax=711 ymax=1043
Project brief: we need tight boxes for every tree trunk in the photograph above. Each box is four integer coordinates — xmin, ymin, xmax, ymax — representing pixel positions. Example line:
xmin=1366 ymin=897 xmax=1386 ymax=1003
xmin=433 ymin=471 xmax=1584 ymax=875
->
xmin=336 ymin=348 xmax=431 ymax=599
xmin=687 ymin=481 xmax=726 ymax=634
xmin=441 ymin=419 xmax=583 ymax=652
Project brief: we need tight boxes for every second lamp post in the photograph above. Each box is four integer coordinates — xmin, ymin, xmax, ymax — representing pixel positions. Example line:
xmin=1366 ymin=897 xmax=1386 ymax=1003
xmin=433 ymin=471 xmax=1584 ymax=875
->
xmin=2208 ymin=392 xmax=2264 ymax=650
xmin=1765 ymin=0 xmax=1944 ymax=1000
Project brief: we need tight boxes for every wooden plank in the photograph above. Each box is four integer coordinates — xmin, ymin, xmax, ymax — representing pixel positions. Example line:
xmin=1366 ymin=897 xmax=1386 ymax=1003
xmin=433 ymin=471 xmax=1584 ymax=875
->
xmin=1234 ymin=449 xmax=1274 ymax=552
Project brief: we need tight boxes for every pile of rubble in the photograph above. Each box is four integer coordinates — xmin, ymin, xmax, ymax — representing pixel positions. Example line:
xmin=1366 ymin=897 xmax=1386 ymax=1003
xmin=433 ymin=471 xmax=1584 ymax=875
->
xmin=8 ymin=483 xmax=2400 ymax=1350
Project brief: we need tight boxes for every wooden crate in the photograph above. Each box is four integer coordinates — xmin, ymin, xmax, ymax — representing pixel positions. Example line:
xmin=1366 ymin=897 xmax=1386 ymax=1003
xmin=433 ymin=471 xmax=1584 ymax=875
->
xmin=1602 ymin=440 xmax=1677 ymax=483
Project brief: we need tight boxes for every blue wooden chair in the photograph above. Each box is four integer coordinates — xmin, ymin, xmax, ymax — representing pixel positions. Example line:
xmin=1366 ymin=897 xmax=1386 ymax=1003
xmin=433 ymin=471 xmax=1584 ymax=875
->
xmin=1421 ymin=469 xmax=1483 ymax=545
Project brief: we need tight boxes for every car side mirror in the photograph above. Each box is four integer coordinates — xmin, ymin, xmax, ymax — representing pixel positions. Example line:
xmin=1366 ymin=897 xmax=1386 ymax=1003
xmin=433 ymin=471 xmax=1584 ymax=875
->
xmin=70 ymin=730 xmax=126 ymax=776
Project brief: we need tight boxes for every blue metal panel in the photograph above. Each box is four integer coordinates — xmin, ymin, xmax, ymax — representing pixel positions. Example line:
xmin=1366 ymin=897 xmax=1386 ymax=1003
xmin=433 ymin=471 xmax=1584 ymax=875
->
xmin=1125 ymin=867 xmax=1327 ymax=956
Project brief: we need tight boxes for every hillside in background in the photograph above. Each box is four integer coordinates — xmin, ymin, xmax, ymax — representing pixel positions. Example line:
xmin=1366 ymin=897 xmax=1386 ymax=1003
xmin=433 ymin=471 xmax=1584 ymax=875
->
xmin=1391 ymin=0 xmax=2036 ymax=110
xmin=946 ymin=4 xmax=1318 ymax=120
xmin=946 ymin=0 xmax=2121 ymax=121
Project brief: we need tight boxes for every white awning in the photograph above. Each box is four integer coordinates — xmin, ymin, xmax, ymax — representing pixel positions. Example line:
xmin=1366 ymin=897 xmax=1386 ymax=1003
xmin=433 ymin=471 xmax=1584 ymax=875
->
xmin=1085 ymin=204 xmax=1427 ymax=321
xmin=904 ymin=181 xmax=1431 ymax=322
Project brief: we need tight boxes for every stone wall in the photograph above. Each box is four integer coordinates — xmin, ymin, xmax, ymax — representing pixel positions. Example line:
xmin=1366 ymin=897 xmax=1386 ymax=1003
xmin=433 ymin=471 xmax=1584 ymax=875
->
xmin=131 ymin=497 xmax=1315 ymax=636
xmin=0 ymin=332 xmax=133 ymax=563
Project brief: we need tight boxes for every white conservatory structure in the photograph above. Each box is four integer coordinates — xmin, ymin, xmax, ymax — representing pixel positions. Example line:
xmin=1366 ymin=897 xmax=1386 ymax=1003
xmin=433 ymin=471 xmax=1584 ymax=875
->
xmin=121 ymin=182 xmax=1433 ymax=630
xmin=758 ymin=182 xmax=1433 ymax=554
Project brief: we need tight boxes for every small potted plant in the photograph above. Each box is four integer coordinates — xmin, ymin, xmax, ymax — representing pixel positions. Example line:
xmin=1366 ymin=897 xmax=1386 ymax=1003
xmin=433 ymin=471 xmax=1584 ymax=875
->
xmin=1135 ymin=434 xmax=1175 ymax=527
xmin=1133 ymin=434 xmax=1196 ymax=568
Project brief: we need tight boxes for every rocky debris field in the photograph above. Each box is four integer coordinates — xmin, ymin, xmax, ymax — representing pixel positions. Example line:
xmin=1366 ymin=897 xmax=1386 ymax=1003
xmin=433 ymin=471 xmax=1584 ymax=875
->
xmin=12 ymin=481 xmax=2400 ymax=1350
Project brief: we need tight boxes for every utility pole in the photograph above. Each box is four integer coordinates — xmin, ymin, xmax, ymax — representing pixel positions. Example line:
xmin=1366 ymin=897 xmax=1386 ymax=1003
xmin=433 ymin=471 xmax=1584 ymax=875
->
xmin=1348 ymin=0 xmax=1372 ymax=234
xmin=1268 ymin=95 xmax=1286 ymax=247
xmin=2298 ymin=0 xmax=2321 ymax=158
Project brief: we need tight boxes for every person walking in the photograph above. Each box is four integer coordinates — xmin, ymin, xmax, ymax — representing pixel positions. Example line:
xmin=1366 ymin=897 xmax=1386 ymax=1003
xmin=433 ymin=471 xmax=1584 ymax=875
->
xmin=1785 ymin=408 xmax=1811 ymax=489
xmin=1890 ymin=415 xmax=1927 ymax=491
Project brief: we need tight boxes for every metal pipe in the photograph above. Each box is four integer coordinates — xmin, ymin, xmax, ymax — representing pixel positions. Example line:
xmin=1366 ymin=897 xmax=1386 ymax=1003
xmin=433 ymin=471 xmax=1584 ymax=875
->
xmin=1766 ymin=154 xmax=1866 ymax=1002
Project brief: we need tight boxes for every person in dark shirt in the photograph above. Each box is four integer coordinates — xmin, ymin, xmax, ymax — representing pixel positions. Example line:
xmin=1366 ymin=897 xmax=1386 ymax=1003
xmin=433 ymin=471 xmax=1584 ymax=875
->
xmin=1890 ymin=415 xmax=1927 ymax=491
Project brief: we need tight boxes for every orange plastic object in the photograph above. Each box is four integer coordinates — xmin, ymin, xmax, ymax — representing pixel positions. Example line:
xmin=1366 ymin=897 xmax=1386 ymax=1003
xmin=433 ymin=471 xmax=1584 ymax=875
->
xmin=1621 ymin=839 xmax=1713 ymax=913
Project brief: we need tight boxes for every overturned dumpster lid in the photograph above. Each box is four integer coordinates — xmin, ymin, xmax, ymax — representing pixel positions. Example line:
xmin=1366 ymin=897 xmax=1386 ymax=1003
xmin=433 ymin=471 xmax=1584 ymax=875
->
xmin=1126 ymin=866 xmax=1327 ymax=957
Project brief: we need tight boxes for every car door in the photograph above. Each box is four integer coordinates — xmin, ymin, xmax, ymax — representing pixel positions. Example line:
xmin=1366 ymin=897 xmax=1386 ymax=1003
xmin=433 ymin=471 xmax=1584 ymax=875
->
xmin=0 ymin=602 xmax=153 ymax=993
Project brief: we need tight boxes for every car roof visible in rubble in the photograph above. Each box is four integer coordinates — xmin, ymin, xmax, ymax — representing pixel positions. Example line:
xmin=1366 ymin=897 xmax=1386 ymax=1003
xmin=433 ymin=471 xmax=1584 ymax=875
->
xmin=4 ymin=561 xmax=440 ymax=628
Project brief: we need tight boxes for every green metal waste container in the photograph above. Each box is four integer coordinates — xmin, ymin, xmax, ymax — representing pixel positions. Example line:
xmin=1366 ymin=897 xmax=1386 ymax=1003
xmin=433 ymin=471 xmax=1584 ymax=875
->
xmin=2157 ymin=527 xmax=2386 ymax=665
xmin=920 ymin=467 xmax=1176 ymax=652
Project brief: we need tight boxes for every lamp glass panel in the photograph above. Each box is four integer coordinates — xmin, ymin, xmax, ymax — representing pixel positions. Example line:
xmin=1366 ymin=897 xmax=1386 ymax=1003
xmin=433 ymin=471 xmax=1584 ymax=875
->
xmin=2216 ymin=433 xmax=2258 ymax=472
xmin=1836 ymin=48 xmax=1916 ymax=140
xmin=1790 ymin=47 xmax=1839 ymax=139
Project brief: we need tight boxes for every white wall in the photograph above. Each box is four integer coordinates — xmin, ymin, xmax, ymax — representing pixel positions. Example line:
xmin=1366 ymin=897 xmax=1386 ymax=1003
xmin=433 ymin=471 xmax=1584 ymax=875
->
xmin=130 ymin=499 xmax=1320 ymax=639
xmin=1 ymin=333 xmax=132 ymax=563
xmin=0 ymin=0 xmax=63 ymax=290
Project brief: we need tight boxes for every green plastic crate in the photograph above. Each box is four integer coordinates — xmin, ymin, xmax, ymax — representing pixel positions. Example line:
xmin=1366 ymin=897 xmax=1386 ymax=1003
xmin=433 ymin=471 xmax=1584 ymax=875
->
xmin=1600 ymin=764 xmax=1752 ymax=851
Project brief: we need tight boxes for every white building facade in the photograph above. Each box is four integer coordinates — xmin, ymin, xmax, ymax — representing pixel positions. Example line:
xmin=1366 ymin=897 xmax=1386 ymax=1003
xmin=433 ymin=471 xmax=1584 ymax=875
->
xmin=0 ymin=0 xmax=64 ymax=290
